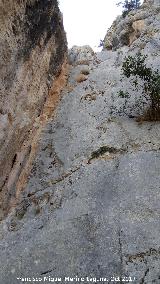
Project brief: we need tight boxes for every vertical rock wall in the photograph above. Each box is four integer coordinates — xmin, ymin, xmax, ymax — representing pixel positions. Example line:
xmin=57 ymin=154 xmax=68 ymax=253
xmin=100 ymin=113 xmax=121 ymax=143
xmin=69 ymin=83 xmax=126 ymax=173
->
xmin=0 ymin=0 xmax=67 ymax=219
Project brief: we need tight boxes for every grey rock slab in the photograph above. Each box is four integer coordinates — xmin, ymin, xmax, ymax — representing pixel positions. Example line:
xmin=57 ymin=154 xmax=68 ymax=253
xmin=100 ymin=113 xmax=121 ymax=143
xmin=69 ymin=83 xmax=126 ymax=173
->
xmin=0 ymin=152 xmax=160 ymax=283
xmin=0 ymin=42 xmax=160 ymax=284
xmin=68 ymin=45 xmax=96 ymax=65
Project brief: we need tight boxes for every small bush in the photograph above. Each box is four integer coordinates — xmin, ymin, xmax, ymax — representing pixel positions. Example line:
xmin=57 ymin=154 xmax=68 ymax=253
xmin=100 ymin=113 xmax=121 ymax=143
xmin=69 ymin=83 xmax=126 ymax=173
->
xmin=117 ymin=0 xmax=141 ymax=17
xmin=118 ymin=53 xmax=160 ymax=121
xmin=99 ymin=39 xmax=104 ymax=48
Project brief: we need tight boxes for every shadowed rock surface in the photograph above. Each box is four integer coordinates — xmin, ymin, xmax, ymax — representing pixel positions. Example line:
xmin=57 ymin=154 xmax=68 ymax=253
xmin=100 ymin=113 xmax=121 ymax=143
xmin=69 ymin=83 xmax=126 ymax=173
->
xmin=0 ymin=1 xmax=160 ymax=283
xmin=0 ymin=0 xmax=67 ymax=220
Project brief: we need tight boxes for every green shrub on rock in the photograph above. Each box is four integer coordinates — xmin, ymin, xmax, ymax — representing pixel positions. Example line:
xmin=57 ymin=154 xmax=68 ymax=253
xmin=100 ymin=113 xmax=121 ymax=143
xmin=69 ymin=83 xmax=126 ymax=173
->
xmin=118 ymin=53 xmax=160 ymax=120
xmin=117 ymin=0 xmax=141 ymax=17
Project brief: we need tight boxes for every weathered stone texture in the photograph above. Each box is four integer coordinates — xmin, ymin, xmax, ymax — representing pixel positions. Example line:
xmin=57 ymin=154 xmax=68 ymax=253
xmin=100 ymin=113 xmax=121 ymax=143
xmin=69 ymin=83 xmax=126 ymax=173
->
xmin=0 ymin=1 xmax=160 ymax=283
xmin=0 ymin=0 xmax=67 ymax=218
xmin=103 ymin=0 xmax=160 ymax=50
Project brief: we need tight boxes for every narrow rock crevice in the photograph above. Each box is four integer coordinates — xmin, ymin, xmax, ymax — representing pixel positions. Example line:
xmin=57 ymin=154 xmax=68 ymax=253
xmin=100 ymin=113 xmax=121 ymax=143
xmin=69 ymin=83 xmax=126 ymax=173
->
xmin=118 ymin=228 xmax=124 ymax=284
xmin=140 ymin=268 xmax=150 ymax=284
xmin=88 ymin=146 xmax=127 ymax=164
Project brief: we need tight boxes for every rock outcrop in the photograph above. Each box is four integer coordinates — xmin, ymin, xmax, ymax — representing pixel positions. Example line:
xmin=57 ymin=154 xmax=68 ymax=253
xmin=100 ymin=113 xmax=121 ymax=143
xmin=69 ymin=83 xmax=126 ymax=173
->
xmin=68 ymin=45 xmax=96 ymax=65
xmin=103 ymin=0 xmax=160 ymax=51
xmin=0 ymin=1 xmax=160 ymax=284
xmin=0 ymin=0 xmax=67 ymax=219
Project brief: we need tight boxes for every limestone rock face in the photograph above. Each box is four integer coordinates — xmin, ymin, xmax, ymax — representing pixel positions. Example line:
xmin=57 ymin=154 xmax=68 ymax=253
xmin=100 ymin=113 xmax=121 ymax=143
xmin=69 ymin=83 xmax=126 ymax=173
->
xmin=0 ymin=42 xmax=160 ymax=282
xmin=68 ymin=45 xmax=95 ymax=65
xmin=0 ymin=0 xmax=67 ymax=218
xmin=0 ymin=1 xmax=160 ymax=284
xmin=103 ymin=0 xmax=160 ymax=50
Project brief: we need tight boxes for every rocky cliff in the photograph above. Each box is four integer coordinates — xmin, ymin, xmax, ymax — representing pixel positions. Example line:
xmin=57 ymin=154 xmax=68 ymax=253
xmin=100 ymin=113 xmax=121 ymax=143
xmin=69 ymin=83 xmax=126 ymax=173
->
xmin=0 ymin=0 xmax=67 ymax=220
xmin=103 ymin=0 xmax=160 ymax=51
xmin=0 ymin=0 xmax=160 ymax=284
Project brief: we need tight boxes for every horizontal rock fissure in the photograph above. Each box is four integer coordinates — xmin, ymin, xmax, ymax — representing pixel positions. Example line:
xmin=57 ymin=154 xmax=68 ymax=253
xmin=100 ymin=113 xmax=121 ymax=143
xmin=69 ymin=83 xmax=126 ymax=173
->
xmin=88 ymin=146 xmax=127 ymax=163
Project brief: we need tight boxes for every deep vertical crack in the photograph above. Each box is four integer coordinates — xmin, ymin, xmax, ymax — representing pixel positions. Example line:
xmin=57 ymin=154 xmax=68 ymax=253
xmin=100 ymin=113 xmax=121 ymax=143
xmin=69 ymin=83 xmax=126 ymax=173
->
xmin=118 ymin=228 xmax=123 ymax=284
xmin=139 ymin=268 xmax=149 ymax=284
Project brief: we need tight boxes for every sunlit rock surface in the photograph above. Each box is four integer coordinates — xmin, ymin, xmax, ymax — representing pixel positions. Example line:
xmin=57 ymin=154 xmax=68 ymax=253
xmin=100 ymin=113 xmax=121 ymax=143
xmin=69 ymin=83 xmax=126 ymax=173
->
xmin=103 ymin=0 xmax=160 ymax=51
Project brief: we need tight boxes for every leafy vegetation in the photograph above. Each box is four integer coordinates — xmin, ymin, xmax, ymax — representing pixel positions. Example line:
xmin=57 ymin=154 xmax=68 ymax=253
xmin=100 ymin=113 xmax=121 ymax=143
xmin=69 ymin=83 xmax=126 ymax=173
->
xmin=118 ymin=53 xmax=160 ymax=121
xmin=88 ymin=146 xmax=124 ymax=163
xmin=117 ymin=0 xmax=141 ymax=17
